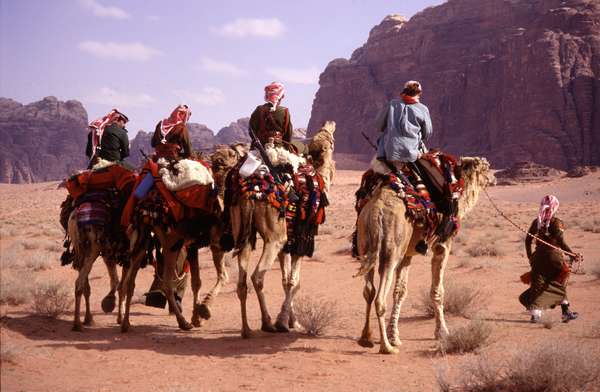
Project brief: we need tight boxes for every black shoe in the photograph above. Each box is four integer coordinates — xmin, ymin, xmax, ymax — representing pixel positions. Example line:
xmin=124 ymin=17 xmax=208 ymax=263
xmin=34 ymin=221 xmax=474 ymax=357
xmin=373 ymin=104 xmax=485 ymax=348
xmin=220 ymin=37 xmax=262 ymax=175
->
xmin=415 ymin=240 xmax=428 ymax=255
xmin=144 ymin=291 xmax=167 ymax=309
xmin=562 ymin=311 xmax=578 ymax=323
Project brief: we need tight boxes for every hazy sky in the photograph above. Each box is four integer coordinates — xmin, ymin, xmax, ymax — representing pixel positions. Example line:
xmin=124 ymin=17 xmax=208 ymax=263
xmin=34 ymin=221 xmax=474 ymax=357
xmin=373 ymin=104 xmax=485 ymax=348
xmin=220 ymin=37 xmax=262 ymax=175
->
xmin=0 ymin=0 xmax=444 ymax=135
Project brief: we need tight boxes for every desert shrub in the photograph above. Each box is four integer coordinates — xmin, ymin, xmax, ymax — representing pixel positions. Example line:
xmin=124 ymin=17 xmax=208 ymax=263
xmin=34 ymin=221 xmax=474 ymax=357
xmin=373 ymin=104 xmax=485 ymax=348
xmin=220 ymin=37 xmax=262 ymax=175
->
xmin=294 ymin=295 xmax=338 ymax=336
xmin=418 ymin=281 xmax=486 ymax=318
xmin=21 ymin=241 xmax=41 ymax=251
xmin=437 ymin=320 xmax=492 ymax=355
xmin=31 ymin=280 xmax=72 ymax=318
xmin=0 ymin=247 xmax=20 ymax=269
xmin=0 ymin=341 xmax=19 ymax=364
xmin=581 ymin=218 xmax=600 ymax=233
xmin=466 ymin=241 xmax=505 ymax=257
xmin=43 ymin=240 xmax=63 ymax=253
xmin=0 ymin=273 xmax=34 ymax=305
xmin=438 ymin=341 xmax=600 ymax=391
xmin=24 ymin=252 xmax=52 ymax=271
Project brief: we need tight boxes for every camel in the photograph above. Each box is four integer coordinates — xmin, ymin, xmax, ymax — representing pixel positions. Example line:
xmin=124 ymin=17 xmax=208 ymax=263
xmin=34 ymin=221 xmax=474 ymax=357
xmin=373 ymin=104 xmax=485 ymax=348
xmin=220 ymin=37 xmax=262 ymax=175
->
xmin=355 ymin=156 xmax=494 ymax=354
xmin=230 ymin=121 xmax=336 ymax=338
xmin=67 ymin=210 xmax=126 ymax=331
xmin=118 ymin=146 xmax=243 ymax=332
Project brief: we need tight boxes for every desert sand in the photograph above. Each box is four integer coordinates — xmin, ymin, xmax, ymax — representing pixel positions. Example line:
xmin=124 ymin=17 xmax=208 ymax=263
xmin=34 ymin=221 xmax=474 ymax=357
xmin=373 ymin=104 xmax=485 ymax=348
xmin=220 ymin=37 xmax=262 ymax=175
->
xmin=1 ymin=170 xmax=599 ymax=391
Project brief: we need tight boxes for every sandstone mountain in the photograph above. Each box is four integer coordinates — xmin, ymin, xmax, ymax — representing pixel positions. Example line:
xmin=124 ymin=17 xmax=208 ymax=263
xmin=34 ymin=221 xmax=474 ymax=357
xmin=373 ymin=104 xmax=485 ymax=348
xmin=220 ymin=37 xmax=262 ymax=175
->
xmin=215 ymin=118 xmax=251 ymax=145
xmin=0 ymin=96 xmax=88 ymax=183
xmin=307 ymin=0 xmax=600 ymax=170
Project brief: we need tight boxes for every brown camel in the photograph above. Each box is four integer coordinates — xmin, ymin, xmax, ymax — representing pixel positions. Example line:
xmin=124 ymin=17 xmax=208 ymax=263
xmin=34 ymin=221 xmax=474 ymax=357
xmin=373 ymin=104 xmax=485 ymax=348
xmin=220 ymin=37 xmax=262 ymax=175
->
xmin=118 ymin=146 xmax=242 ymax=332
xmin=355 ymin=156 xmax=494 ymax=354
xmin=67 ymin=210 xmax=126 ymax=331
xmin=230 ymin=121 xmax=336 ymax=338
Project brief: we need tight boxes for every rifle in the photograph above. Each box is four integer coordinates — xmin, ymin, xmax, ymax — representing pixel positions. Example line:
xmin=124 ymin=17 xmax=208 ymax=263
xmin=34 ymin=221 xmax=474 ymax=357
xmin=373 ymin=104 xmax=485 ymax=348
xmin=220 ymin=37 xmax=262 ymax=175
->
xmin=248 ymin=126 xmax=283 ymax=183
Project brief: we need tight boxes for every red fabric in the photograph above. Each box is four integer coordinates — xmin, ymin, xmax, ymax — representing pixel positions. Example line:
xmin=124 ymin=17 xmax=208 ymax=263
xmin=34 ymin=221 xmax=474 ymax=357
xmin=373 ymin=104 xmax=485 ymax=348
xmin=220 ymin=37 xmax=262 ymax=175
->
xmin=66 ymin=165 xmax=137 ymax=200
xmin=538 ymin=195 xmax=560 ymax=231
xmin=89 ymin=109 xmax=127 ymax=152
xmin=401 ymin=94 xmax=419 ymax=104
xmin=264 ymin=82 xmax=285 ymax=108
xmin=175 ymin=184 xmax=214 ymax=212
xmin=160 ymin=105 xmax=191 ymax=140
xmin=557 ymin=263 xmax=571 ymax=285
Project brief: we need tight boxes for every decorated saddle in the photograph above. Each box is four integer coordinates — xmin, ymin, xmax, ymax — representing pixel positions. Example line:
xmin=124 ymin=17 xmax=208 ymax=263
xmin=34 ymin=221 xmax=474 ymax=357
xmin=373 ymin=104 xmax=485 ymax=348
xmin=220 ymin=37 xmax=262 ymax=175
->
xmin=121 ymin=157 xmax=218 ymax=232
xmin=355 ymin=150 xmax=464 ymax=241
xmin=226 ymin=147 xmax=328 ymax=257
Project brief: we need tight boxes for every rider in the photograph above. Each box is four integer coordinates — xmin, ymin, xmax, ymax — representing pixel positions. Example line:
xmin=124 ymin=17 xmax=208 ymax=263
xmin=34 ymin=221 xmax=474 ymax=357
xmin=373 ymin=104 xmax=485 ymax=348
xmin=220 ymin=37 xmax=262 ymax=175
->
xmin=519 ymin=195 xmax=579 ymax=323
xmin=144 ymin=104 xmax=194 ymax=311
xmin=249 ymin=81 xmax=293 ymax=148
xmin=151 ymin=104 xmax=193 ymax=160
xmin=86 ymin=109 xmax=130 ymax=168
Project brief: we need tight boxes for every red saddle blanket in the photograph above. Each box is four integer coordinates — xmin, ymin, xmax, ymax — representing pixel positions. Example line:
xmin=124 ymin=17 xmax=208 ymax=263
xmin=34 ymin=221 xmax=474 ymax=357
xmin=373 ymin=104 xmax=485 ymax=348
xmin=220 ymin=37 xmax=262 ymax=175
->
xmin=121 ymin=159 xmax=216 ymax=227
xmin=66 ymin=164 xmax=137 ymax=200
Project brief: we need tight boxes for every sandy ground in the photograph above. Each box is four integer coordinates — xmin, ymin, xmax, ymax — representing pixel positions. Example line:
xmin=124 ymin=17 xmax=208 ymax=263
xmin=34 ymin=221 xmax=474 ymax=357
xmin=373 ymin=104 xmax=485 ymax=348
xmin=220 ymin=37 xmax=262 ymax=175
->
xmin=1 ymin=170 xmax=599 ymax=392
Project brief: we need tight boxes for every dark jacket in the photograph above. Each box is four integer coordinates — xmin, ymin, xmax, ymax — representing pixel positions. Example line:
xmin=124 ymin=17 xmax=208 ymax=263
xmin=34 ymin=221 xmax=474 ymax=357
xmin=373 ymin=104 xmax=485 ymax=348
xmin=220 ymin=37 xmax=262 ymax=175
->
xmin=526 ymin=217 xmax=573 ymax=280
xmin=86 ymin=123 xmax=130 ymax=162
xmin=151 ymin=122 xmax=193 ymax=159
xmin=249 ymin=104 xmax=293 ymax=146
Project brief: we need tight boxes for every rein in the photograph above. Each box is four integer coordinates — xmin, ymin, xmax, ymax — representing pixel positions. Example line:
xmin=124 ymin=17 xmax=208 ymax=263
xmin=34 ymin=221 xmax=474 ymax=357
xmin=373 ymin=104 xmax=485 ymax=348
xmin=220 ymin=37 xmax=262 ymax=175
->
xmin=482 ymin=188 xmax=584 ymax=272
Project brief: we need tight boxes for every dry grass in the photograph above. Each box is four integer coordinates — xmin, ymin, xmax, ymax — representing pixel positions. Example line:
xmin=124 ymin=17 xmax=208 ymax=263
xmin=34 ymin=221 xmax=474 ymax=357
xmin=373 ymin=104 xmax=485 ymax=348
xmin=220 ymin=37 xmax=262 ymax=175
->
xmin=0 ymin=340 xmax=19 ymax=364
xmin=31 ymin=280 xmax=72 ymax=318
xmin=294 ymin=295 xmax=338 ymax=336
xmin=438 ymin=341 xmax=600 ymax=391
xmin=24 ymin=252 xmax=52 ymax=271
xmin=465 ymin=241 xmax=505 ymax=257
xmin=581 ymin=218 xmax=600 ymax=233
xmin=418 ymin=281 xmax=486 ymax=318
xmin=437 ymin=320 xmax=492 ymax=355
xmin=0 ymin=272 xmax=34 ymax=305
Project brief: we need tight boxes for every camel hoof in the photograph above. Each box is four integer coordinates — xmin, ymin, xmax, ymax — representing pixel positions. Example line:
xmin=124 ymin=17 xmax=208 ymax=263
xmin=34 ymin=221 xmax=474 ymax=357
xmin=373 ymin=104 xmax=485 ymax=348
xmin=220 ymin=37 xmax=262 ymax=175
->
xmin=274 ymin=320 xmax=290 ymax=333
xmin=390 ymin=338 xmax=402 ymax=347
xmin=379 ymin=345 xmax=400 ymax=355
xmin=116 ymin=315 xmax=122 ymax=325
xmin=358 ymin=337 xmax=374 ymax=348
xmin=101 ymin=294 xmax=116 ymax=313
xmin=72 ymin=323 xmax=83 ymax=332
xmin=435 ymin=328 xmax=449 ymax=340
xmin=261 ymin=322 xmax=278 ymax=333
xmin=178 ymin=321 xmax=193 ymax=331
xmin=83 ymin=316 xmax=94 ymax=326
xmin=196 ymin=303 xmax=211 ymax=320
xmin=191 ymin=316 xmax=203 ymax=328
xmin=241 ymin=328 xmax=253 ymax=339
xmin=121 ymin=321 xmax=130 ymax=333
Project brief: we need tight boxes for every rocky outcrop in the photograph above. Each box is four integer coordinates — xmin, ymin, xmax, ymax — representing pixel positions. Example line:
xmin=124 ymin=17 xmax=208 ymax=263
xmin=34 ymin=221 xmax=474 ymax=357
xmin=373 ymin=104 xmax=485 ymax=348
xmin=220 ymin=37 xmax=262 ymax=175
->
xmin=495 ymin=161 xmax=565 ymax=184
xmin=0 ymin=96 xmax=88 ymax=183
xmin=215 ymin=118 xmax=251 ymax=145
xmin=308 ymin=0 xmax=600 ymax=170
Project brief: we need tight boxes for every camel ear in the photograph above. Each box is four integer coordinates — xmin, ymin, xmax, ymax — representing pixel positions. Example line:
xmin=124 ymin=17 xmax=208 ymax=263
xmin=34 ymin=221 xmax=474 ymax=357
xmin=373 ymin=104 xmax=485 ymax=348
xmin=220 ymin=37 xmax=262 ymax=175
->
xmin=322 ymin=120 xmax=336 ymax=134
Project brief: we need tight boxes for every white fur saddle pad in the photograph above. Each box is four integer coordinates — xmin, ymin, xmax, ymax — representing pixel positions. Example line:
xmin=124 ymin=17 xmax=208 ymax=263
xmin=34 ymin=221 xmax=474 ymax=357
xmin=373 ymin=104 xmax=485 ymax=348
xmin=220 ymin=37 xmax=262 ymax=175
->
xmin=158 ymin=158 xmax=214 ymax=191
xmin=240 ymin=146 xmax=306 ymax=178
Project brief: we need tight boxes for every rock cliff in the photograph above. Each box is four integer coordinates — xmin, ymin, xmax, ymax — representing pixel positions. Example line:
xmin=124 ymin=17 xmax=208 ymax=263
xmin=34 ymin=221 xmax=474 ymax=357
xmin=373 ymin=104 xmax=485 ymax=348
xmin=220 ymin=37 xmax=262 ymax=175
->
xmin=307 ymin=0 xmax=600 ymax=169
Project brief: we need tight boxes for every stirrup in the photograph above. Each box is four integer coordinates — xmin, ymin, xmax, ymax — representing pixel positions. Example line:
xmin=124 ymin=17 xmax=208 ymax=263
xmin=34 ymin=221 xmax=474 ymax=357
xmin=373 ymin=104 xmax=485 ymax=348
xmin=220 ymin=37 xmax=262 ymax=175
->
xmin=562 ymin=311 xmax=578 ymax=323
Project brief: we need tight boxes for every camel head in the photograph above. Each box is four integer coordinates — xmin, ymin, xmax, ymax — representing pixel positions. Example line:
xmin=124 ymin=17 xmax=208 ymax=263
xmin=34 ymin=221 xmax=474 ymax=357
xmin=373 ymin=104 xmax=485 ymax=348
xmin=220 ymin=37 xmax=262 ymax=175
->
xmin=457 ymin=156 xmax=495 ymax=218
xmin=308 ymin=120 xmax=336 ymax=191
xmin=210 ymin=144 xmax=245 ymax=199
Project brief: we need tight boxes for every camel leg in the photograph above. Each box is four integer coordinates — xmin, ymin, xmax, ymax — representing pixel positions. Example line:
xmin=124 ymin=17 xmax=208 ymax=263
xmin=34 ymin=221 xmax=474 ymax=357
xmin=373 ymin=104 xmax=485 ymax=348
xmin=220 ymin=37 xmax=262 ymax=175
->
xmin=196 ymin=243 xmax=229 ymax=322
xmin=120 ymin=250 xmax=142 ymax=333
xmin=188 ymin=244 xmax=203 ymax=327
xmin=237 ymin=243 xmax=253 ymax=338
xmin=83 ymin=277 xmax=94 ymax=326
xmin=358 ymin=268 xmax=376 ymax=347
xmin=387 ymin=256 xmax=412 ymax=347
xmin=286 ymin=255 xmax=303 ymax=330
xmin=375 ymin=262 xmax=399 ymax=354
xmin=72 ymin=249 xmax=97 ymax=331
xmin=161 ymin=244 xmax=193 ymax=331
xmin=276 ymin=253 xmax=303 ymax=332
xmin=275 ymin=252 xmax=292 ymax=331
xmin=252 ymin=239 xmax=281 ymax=333
xmin=431 ymin=243 xmax=451 ymax=339
xmin=101 ymin=257 xmax=119 ymax=313
xmin=116 ymin=263 xmax=129 ymax=325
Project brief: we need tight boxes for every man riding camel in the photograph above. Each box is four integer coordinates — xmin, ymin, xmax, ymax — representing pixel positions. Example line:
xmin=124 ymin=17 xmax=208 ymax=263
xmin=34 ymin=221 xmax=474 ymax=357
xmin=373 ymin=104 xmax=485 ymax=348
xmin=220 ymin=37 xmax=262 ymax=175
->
xmin=250 ymin=81 xmax=293 ymax=149
xmin=144 ymin=104 xmax=194 ymax=311
xmin=86 ymin=109 xmax=130 ymax=168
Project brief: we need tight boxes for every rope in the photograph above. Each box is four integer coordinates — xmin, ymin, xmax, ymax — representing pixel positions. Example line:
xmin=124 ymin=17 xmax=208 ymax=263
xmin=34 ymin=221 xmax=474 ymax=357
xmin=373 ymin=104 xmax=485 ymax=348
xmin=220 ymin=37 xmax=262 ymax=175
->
xmin=482 ymin=188 xmax=584 ymax=272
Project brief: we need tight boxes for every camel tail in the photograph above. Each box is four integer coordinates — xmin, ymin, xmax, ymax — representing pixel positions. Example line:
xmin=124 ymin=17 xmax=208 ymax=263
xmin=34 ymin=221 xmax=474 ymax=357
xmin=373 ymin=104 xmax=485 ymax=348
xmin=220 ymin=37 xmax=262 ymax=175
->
xmin=354 ymin=208 xmax=383 ymax=277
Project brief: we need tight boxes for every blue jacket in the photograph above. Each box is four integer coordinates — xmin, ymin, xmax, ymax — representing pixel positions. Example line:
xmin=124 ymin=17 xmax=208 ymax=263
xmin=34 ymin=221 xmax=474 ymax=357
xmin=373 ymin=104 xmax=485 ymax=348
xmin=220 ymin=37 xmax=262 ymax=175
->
xmin=376 ymin=99 xmax=432 ymax=162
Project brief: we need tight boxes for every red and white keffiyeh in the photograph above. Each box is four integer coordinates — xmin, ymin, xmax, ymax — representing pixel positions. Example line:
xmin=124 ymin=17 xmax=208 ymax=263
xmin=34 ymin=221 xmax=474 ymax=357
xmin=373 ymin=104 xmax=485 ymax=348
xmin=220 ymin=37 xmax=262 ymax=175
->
xmin=537 ymin=195 xmax=560 ymax=231
xmin=264 ymin=82 xmax=285 ymax=111
xmin=160 ymin=105 xmax=192 ymax=142
xmin=89 ymin=108 xmax=126 ymax=152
